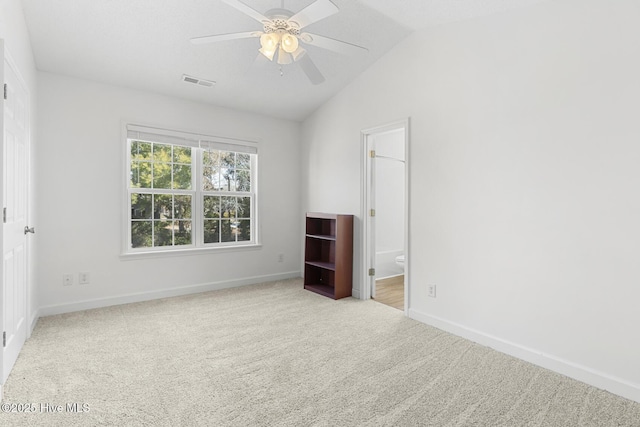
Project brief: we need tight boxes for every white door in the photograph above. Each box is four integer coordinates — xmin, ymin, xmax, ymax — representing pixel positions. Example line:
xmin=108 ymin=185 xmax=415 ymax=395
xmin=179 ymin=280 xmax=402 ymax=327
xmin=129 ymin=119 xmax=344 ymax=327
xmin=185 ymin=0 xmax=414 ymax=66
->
xmin=2 ymin=46 xmax=30 ymax=384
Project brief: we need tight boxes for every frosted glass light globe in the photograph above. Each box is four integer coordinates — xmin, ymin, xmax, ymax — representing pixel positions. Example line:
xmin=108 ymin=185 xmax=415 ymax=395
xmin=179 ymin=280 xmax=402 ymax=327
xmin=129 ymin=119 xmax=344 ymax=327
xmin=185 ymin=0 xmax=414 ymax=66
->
xmin=281 ymin=34 xmax=299 ymax=54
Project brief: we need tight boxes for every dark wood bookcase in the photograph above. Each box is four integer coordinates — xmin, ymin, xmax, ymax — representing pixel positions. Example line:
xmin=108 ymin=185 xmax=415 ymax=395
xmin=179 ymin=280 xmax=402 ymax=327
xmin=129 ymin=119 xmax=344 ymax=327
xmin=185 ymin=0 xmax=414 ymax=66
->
xmin=304 ymin=213 xmax=353 ymax=300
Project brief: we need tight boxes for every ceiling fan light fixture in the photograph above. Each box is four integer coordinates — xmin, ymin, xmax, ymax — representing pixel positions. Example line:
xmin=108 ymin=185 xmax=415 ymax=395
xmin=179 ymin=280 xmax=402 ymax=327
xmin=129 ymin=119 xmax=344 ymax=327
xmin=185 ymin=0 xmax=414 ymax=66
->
xmin=260 ymin=32 xmax=280 ymax=50
xmin=259 ymin=46 xmax=277 ymax=61
xmin=277 ymin=46 xmax=293 ymax=65
xmin=281 ymin=33 xmax=299 ymax=53
xmin=259 ymin=32 xmax=280 ymax=61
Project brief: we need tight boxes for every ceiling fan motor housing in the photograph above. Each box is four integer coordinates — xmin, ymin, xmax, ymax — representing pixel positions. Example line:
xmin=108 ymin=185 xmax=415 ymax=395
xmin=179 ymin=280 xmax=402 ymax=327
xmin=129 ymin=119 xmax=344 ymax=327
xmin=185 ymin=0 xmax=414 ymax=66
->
xmin=262 ymin=10 xmax=301 ymax=36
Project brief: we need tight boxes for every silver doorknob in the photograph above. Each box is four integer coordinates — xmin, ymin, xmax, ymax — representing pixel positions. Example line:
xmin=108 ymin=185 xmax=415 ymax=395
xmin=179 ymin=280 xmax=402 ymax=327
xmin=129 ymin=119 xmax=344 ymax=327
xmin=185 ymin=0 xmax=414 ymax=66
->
xmin=24 ymin=226 xmax=35 ymax=235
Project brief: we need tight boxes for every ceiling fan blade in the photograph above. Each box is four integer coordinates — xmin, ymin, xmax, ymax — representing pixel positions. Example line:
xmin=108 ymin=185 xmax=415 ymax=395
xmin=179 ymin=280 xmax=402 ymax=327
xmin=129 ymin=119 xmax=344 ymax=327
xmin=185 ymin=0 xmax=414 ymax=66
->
xmin=300 ymin=33 xmax=368 ymax=56
xmin=190 ymin=31 xmax=260 ymax=45
xmin=298 ymin=54 xmax=325 ymax=85
xmin=288 ymin=0 xmax=339 ymax=29
xmin=222 ymin=0 xmax=271 ymax=24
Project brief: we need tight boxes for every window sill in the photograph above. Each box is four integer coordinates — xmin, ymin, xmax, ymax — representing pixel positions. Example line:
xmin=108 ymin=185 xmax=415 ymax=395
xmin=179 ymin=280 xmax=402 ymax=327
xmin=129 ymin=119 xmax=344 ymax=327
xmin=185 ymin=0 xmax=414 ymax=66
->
xmin=120 ymin=243 xmax=262 ymax=261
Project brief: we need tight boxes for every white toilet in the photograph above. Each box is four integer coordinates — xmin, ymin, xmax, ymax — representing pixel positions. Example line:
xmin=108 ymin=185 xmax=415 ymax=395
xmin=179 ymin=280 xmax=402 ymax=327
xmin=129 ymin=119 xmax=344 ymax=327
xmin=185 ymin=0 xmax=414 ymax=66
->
xmin=395 ymin=254 xmax=405 ymax=269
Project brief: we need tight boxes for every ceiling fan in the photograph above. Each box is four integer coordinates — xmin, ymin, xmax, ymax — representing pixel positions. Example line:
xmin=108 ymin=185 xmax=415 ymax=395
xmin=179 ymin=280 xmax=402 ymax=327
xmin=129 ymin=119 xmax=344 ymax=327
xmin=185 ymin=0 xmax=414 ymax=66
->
xmin=190 ymin=0 xmax=368 ymax=84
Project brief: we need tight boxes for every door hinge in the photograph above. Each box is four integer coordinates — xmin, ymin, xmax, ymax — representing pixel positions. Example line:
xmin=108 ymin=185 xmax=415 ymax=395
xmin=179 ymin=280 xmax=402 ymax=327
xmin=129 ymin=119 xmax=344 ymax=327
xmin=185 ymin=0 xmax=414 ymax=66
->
xmin=368 ymin=268 xmax=375 ymax=276
xmin=3 ymin=207 xmax=6 ymax=223
xmin=2 ymin=331 xmax=6 ymax=348
xmin=370 ymin=209 xmax=375 ymax=217
xmin=369 ymin=150 xmax=375 ymax=158
xmin=3 ymin=83 xmax=6 ymax=100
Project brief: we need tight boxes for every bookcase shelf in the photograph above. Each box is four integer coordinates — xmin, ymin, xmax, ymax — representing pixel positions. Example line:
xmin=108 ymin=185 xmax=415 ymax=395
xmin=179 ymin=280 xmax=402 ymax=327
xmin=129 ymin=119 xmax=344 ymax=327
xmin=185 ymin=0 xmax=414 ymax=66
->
xmin=303 ymin=213 xmax=353 ymax=300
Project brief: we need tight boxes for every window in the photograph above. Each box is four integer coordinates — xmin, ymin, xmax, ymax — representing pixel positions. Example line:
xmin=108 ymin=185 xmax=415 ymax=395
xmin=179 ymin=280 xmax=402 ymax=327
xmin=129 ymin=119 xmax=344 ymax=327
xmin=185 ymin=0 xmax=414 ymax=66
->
xmin=125 ymin=125 xmax=257 ymax=253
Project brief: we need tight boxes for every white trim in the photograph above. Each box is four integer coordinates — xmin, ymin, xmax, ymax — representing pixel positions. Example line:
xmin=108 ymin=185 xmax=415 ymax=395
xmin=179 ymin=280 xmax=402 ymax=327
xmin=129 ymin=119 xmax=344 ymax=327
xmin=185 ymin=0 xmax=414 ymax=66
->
xmin=123 ymin=124 xmax=259 ymax=254
xmin=39 ymin=271 xmax=301 ymax=317
xmin=126 ymin=123 xmax=259 ymax=151
xmin=29 ymin=309 xmax=39 ymax=335
xmin=360 ymin=118 xmax=411 ymax=314
xmin=409 ymin=308 xmax=640 ymax=404
xmin=120 ymin=242 xmax=262 ymax=260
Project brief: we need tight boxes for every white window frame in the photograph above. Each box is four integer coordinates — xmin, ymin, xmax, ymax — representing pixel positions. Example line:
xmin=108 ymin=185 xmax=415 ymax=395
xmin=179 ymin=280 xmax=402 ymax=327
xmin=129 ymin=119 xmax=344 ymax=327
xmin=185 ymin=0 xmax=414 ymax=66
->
xmin=122 ymin=124 xmax=259 ymax=257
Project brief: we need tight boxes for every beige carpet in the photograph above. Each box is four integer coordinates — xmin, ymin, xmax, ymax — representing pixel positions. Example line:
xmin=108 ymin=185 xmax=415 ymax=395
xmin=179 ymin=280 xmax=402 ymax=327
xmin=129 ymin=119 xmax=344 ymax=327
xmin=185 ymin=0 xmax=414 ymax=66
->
xmin=1 ymin=278 xmax=639 ymax=426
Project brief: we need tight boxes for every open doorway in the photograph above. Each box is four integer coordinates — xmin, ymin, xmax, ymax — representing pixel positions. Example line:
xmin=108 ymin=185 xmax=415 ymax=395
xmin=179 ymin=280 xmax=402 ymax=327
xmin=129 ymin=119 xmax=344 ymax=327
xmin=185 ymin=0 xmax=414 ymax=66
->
xmin=362 ymin=119 xmax=409 ymax=312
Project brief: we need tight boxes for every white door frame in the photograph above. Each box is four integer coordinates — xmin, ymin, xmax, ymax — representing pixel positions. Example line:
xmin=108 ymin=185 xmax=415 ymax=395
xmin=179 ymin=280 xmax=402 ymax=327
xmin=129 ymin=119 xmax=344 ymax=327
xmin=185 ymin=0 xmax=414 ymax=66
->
xmin=360 ymin=118 xmax=410 ymax=312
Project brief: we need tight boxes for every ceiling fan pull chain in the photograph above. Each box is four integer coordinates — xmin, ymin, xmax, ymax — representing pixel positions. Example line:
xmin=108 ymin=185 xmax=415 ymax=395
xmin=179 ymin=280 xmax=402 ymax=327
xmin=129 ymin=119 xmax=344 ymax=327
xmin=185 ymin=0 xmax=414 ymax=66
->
xmin=279 ymin=66 xmax=284 ymax=77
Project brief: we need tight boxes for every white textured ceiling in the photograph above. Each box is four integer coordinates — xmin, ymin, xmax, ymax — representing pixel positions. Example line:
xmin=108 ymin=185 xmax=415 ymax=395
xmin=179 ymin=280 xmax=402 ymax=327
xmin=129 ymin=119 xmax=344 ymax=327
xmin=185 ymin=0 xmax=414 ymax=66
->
xmin=360 ymin=0 xmax=551 ymax=31
xmin=20 ymin=0 xmax=550 ymax=121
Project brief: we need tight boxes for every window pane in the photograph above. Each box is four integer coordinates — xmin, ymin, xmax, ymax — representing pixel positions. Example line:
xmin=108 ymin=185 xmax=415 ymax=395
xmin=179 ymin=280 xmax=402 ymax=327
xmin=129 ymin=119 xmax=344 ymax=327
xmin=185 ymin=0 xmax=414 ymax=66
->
xmin=174 ymin=221 xmax=192 ymax=246
xmin=173 ymin=164 xmax=191 ymax=189
xmin=153 ymin=143 xmax=172 ymax=162
xmin=131 ymin=221 xmax=152 ymax=248
xmin=202 ymin=165 xmax=216 ymax=191
xmin=131 ymin=161 xmax=151 ymax=188
xmin=203 ymin=151 xmax=220 ymax=191
xmin=219 ymin=169 xmax=236 ymax=192
xmin=131 ymin=141 xmax=152 ymax=161
xmin=154 ymin=221 xmax=172 ymax=246
xmin=237 ymin=197 xmax=251 ymax=218
xmin=236 ymin=219 xmax=251 ymax=241
xmin=203 ymin=150 xmax=220 ymax=167
xmin=154 ymin=194 xmax=173 ymax=219
xmin=219 ymin=152 xmax=235 ymax=192
xmin=127 ymin=136 xmax=255 ymax=252
xmin=131 ymin=193 xmax=152 ymax=219
xmin=153 ymin=162 xmax=172 ymax=189
xmin=174 ymin=195 xmax=192 ymax=219
xmin=204 ymin=220 xmax=219 ymax=243
xmin=237 ymin=153 xmax=250 ymax=169
xmin=236 ymin=170 xmax=250 ymax=191
xmin=220 ymin=152 xmax=235 ymax=169
xmin=173 ymin=146 xmax=191 ymax=164
xmin=203 ymin=196 xmax=220 ymax=218
xmin=221 ymin=219 xmax=233 ymax=242
xmin=221 ymin=196 xmax=236 ymax=218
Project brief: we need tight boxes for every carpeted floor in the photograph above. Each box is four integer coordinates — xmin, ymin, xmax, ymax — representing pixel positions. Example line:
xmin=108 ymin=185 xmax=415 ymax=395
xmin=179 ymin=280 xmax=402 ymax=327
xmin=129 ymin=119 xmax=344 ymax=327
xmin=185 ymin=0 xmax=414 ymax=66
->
xmin=1 ymin=278 xmax=639 ymax=426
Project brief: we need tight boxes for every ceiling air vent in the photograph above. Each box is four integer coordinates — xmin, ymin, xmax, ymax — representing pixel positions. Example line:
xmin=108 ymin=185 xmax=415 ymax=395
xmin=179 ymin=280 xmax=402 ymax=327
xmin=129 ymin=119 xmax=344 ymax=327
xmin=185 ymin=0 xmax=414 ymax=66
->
xmin=182 ymin=74 xmax=216 ymax=88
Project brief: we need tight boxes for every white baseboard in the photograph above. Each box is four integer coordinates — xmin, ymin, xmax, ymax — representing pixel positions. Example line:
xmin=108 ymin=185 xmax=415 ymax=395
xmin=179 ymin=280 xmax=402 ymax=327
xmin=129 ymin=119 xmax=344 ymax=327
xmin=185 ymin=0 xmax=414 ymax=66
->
xmin=39 ymin=271 xmax=301 ymax=317
xmin=409 ymin=308 xmax=640 ymax=404
xmin=352 ymin=287 xmax=361 ymax=299
xmin=29 ymin=310 xmax=39 ymax=335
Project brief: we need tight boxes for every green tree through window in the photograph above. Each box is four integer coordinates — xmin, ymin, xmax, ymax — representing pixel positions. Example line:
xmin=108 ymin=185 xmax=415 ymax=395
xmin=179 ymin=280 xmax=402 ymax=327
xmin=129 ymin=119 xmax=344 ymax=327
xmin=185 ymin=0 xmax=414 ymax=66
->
xmin=127 ymin=135 xmax=256 ymax=252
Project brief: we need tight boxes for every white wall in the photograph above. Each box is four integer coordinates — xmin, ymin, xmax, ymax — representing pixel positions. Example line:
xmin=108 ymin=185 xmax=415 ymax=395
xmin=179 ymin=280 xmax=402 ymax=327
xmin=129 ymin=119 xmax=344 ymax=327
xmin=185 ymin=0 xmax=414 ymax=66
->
xmin=0 ymin=0 xmax=39 ymax=330
xmin=301 ymin=0 xmax=640 ymax=402
xmin=37 ymin=72 xmax=301 ymax=313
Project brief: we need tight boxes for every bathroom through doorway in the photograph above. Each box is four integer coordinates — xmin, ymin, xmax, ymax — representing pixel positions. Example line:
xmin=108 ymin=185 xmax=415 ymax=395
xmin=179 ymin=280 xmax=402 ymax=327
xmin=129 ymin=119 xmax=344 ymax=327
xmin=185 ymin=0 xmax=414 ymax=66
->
xmin=362 ymin=120 xmax=409 ymax=312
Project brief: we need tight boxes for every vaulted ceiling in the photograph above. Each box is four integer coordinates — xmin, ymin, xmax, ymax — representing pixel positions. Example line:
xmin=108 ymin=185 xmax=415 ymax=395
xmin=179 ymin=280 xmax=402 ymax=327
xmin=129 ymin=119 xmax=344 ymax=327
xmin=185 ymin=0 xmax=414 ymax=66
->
xmin=20 ymin=0 xmax=550 ymax=121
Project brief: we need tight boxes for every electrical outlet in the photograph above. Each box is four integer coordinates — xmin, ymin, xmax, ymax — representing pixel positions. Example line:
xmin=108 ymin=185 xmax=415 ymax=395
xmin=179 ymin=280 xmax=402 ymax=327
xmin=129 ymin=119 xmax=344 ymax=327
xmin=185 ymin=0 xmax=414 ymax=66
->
xmin=428 ymin=284 xmax=437 ymax=298
xmin=277 ymin=253 xmax=284 ymax=263
xmin=79 ymin=272 xmax=90 ymax=285
xmin=63 ymin=274 xmax=73 ymax=286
